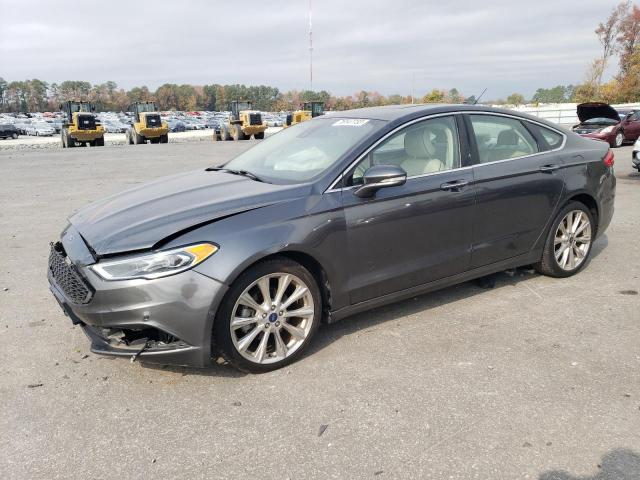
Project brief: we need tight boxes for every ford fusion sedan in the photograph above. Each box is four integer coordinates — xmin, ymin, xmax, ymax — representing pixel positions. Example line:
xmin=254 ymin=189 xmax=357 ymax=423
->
xmin=48 ymin=105 xmax=616 ymax=373
xmin=573 ymin=102 xmax=640 ymax=148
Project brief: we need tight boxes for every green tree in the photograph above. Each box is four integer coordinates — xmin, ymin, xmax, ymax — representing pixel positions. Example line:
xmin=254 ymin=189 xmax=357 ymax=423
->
xmin=506 ymin=93 xmax=526 ymax=105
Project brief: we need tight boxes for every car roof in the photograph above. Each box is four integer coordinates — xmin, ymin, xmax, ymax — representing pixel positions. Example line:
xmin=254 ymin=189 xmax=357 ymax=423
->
xmin=326 ymin=103 xmax=561 ymax=130
xmin=327 ymin=104 xmax=517 ymax=121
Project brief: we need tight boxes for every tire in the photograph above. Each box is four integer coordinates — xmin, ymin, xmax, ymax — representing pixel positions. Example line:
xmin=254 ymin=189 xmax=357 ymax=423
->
xmin=95 ymin=137 xmax=105 ymax=147
xmin=232 ymin=124 xmax=244 ymax=141
xmin=534 ymin=201 xmax=595 ymax=278
xmin=213 ymin=257 xmax=322 ymax=373
xmin=613 ymin=131 xmax=624 ymax=148
xmin=11 ymin=133 xmax=18 ymax=140
xmin=160 ymin=134 xmax=168 ymax=144
xmin=132 ymin=129 xmax=143 ymax=144
xmin=219 ymin=125 xmax=230 ymax=141
xmin=254 ymin=131 xmax=265 ymax=140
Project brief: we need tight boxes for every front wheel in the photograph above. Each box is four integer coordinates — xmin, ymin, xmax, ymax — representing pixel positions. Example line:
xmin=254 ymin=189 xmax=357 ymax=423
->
xmin=613 ymin=131 xmax=624 ymax=148
xmin=534 ymin=202 xmax=595 ymax=278
xmin=254 ymin=131 xmax=265 ymax=140
xmin=11 ymin=133 xmax=18 ymax=139
xmin=213 ymin=258 xmax=322 ymax=373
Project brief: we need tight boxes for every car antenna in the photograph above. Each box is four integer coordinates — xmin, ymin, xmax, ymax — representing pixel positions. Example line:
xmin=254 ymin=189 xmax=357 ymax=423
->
xmin=473 ymin=88 xmax=488 ymax=105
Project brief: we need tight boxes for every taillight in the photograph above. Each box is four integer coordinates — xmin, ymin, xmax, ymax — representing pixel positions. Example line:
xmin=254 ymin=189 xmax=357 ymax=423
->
xmin=604 ymin=149 xmax=615 ymax=167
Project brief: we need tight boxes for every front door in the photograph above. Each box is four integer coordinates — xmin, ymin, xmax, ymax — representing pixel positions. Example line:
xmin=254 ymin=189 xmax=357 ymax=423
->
xmin=340 ymin=115 xmax=476 ymax=304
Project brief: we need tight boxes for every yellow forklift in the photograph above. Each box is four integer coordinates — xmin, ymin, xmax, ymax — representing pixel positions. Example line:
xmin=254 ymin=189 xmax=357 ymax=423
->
xmin=215 ymin=101 xmax=267 ymax=141
xmin=126 ymin=102 xmax=169 ymax=145
xmin=60 ymin=101 xmax=105 ymax=148
xmin=284 ymin=101 xmax=324 ymax=127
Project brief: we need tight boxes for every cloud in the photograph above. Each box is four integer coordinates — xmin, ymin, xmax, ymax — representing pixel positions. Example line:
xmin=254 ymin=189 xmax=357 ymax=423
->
xmin=0 ymin=0 xmax=621 ymax=98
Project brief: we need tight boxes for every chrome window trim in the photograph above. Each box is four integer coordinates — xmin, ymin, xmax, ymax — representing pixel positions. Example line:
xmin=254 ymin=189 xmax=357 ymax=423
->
xmin=324 ymin=111 xmax=567 ymax=193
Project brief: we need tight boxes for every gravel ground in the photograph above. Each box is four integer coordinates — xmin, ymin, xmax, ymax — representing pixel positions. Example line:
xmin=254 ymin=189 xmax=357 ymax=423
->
xmin=0 ymin=142 xmax=639 ymax=479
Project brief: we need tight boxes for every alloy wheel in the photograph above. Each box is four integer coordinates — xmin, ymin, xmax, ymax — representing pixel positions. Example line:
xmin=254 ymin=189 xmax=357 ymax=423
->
xmin=230 ymin=273 xmax=315 ymax=364
xmin=554 ymin=210 xmax=592 ymax=271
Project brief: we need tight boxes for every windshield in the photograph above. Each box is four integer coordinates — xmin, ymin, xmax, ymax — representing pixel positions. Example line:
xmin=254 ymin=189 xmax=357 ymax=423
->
xmin=224 ymin=117 xmax=384 ymax=183
xmin=583 ymin=117 xmax=619 ymax=125
xmin=137 ymin=103 xmax=157 ymax=113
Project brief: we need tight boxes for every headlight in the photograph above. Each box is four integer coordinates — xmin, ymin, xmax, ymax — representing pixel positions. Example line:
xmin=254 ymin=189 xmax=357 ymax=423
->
xmin=90 ymin=243 xmax=218 ymax=281
xmin=600 ymin=126 xmax=616 ymax=134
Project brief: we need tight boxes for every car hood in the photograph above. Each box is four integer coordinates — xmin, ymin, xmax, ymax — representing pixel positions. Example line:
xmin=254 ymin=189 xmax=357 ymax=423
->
xmin=69 ymin=169 xmax=309 ymax=256
xmin=576 ymin=102 xmax=621 ymax=123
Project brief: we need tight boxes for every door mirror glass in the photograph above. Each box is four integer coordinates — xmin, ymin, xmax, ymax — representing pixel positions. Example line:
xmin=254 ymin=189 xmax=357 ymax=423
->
xmin=353 ymin=165 xmax=407 ymax=198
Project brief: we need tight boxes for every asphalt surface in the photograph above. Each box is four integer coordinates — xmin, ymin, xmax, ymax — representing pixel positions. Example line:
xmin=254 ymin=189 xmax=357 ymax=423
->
xmin=1 ymin=141 xmax=639 ymax=479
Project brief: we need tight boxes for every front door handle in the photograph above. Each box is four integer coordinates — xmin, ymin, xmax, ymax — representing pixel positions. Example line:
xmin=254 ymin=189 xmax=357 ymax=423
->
xmin=440 ymin=180 xmax=469 ymax=191
xmin=539 ymin=164 xmax=560 ymax=173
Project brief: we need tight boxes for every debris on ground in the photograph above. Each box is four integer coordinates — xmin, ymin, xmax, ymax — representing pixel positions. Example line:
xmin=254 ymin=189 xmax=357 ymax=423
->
xmin=232 ymin=401 xmax=242 ymax=407
xmin=27 ymin=383 xmax=43 ymax=388
xmin=318 ymin=424 xmax=328 ymax=437
xmin=619 ymin=290 xmax=638 ymax=295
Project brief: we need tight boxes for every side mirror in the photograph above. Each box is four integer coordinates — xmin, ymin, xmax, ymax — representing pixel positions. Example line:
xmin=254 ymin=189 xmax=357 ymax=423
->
xmin=353 ymin=164 xmax=407 ymax=198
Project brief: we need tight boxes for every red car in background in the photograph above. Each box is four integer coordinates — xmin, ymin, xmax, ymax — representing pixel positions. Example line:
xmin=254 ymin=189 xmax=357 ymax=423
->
xmin=573 ymin=102 xmax=640 ymax=148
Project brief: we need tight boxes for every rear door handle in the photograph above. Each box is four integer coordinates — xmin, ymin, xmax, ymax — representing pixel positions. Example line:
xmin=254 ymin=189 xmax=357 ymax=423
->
xmin=440 ymin=180 xmax=469 ymax=191
xmin=539 ymin=164 xmax=560 ymax=173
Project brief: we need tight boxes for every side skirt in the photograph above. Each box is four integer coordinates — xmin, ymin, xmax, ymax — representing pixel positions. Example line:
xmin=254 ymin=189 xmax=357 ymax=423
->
xmin=327 ymin=250 xmax=542 ymax=324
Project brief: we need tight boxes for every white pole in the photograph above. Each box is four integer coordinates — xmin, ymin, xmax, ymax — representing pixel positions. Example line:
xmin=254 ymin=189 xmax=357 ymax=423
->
xmin=309 ymin=0 xmax=313 ymax=92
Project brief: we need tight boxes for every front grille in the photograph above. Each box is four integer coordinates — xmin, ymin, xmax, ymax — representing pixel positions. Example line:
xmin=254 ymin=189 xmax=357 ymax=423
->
xmin=145 ymin=114 xmax=161 ymax=128
xmin=77 ymin=114 xmax=96 ymax=130
xmin=249 ymin=113 xmax=262 ymax=126
xmin=49 ymin=243 xmax=93 ymax=305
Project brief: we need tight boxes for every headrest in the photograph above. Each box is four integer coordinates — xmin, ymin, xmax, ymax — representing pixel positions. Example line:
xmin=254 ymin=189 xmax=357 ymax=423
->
xmin=497 ymin=129 xmax=519 ymax=146
xmin=404 ymin=128 xmax=435 ymax=158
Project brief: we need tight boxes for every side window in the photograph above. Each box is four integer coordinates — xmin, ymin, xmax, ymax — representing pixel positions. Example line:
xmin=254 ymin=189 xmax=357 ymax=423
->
xmin=469 ymin=115 xmax=538 ymax=163
xmin=630 ymin=111 xmax=640 ymax=121
xmin=349 ymin=116 xmax=460 ymax=185
xmin=526 ymin=122 xmax=564 ymax=151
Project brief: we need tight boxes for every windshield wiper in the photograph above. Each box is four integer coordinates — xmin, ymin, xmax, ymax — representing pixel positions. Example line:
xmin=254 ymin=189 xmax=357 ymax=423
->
xmin=206 ymin=167 xmax=266 ymax=183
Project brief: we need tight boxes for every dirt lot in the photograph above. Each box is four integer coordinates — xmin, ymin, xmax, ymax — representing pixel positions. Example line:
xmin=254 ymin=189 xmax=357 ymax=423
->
xmin=1 ymin=141 xmax=639 ymax=479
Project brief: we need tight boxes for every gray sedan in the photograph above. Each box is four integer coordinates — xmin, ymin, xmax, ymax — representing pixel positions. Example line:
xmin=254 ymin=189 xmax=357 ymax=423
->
xmin=48 ymin=105 xmax=616 ymax=372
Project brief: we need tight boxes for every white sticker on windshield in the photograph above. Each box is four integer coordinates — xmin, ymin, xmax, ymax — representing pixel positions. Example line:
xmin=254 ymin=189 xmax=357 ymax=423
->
xmin=332 ymin=119 xmax=369 ymax=127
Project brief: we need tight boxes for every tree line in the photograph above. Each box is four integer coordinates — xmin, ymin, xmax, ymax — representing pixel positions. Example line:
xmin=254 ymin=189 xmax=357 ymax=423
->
xmin=0 ymin=78 xmax=479 ymax=113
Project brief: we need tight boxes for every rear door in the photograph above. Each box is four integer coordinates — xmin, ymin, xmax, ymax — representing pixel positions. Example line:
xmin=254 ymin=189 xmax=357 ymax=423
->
xmin=464 ymin=113 xmax=566 ymax=268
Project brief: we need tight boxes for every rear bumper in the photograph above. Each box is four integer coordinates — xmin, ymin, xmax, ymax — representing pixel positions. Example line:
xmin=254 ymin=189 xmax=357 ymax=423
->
xmin=597 ymin=170 xmax=616 ymax=238
xmin=49 ymin=259 xmax=228 ymax=368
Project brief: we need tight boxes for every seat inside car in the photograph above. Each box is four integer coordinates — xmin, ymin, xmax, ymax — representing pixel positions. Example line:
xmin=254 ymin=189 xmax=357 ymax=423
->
xmin=401 ymin=128 xmax=444 ymax=176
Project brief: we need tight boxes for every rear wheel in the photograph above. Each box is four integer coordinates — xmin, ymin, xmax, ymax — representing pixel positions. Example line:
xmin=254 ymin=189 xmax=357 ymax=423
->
xmin=11 ymin=133 xmax=18 ymax=139
xmin=160 ymin=134 xmax=168 ymax=144
xmin=95 ymin=137 xmax=105 ymax=147
xmin=254 ymin=131 xmax=265 ymax=140
xmin=214 ymin=258 xmax=321 ymax=373
xmin=534 ymin=201 xmax=595 ymax=278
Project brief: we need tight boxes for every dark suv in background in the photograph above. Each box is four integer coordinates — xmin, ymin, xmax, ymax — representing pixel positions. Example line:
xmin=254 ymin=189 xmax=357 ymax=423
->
xmin=0 ymin=124 xmax=19 ymax=139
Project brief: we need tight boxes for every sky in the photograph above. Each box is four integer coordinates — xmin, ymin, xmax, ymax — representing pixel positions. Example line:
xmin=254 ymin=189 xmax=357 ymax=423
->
xmin=0 ymin=0 xmax=624 ymax=99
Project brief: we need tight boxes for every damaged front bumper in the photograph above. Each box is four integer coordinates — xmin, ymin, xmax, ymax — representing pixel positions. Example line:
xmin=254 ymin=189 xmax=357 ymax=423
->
xmin=48 ymin=227 xmax=228 ymax=367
